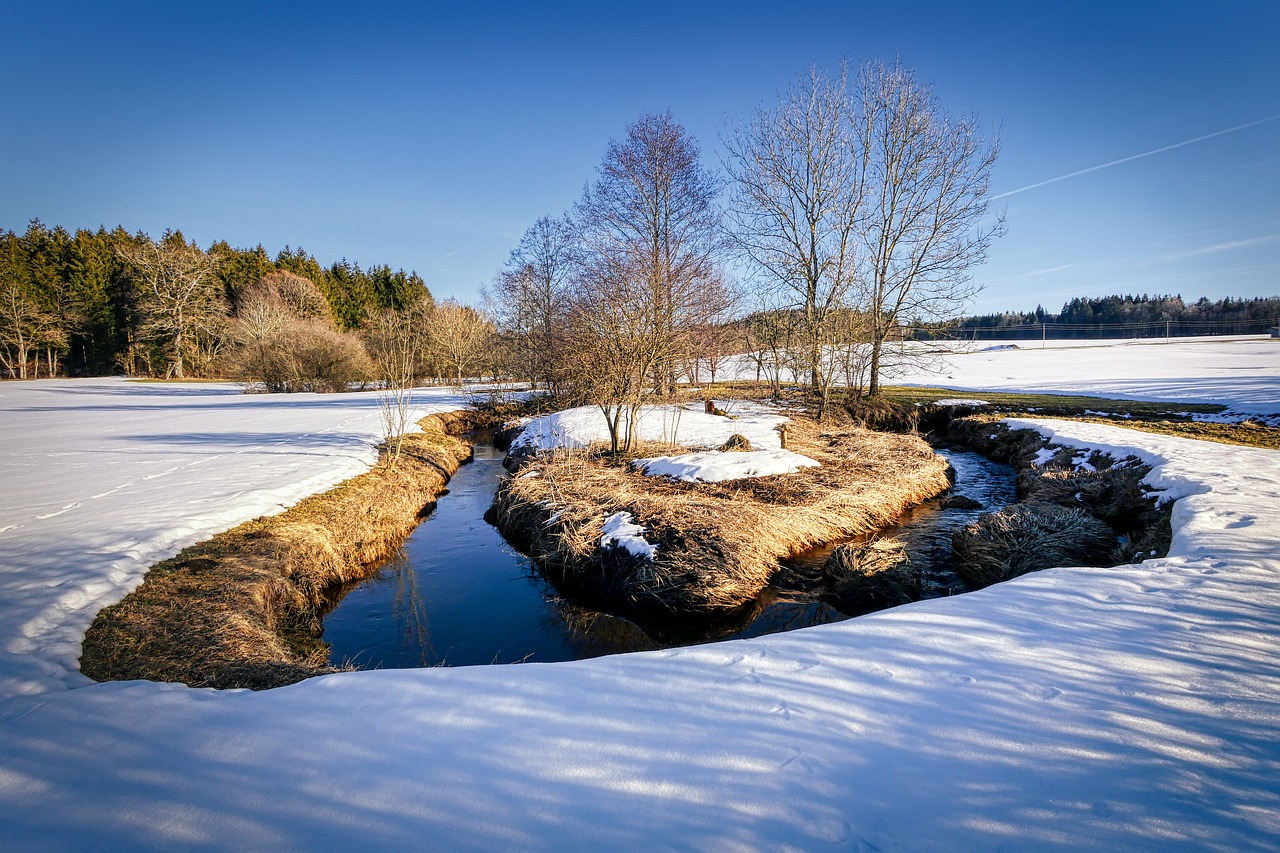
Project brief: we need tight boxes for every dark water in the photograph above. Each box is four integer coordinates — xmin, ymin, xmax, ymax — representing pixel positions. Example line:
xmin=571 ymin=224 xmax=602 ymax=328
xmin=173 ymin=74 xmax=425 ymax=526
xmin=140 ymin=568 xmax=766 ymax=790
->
xmin=323 ymin=443 xmax=1015 ymax=669
xmin=322 ymin=442 xmax=580 ymax=668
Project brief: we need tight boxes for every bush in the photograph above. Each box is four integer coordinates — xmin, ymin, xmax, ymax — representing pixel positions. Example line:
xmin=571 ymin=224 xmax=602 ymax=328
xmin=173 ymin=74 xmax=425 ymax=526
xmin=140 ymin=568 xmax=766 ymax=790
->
xmin=228 ymin=318 xmax=374 ymax=393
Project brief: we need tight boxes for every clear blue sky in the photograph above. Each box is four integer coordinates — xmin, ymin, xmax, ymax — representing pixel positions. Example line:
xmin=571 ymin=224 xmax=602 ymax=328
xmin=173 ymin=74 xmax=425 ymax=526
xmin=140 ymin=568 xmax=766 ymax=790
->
xmin=3 ymin=1 xmax=1278 ymax=314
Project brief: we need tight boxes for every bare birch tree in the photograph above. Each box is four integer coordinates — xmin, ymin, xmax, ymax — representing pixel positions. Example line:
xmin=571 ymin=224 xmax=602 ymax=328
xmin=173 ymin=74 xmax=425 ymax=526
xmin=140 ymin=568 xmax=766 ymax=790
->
xmin=0 ymin=280 xmax=64 ymax=379
xmin=858 ymin=59 xmax=1004 ymax=395
xmin=723 ymin=64 xmax=866 ymax=412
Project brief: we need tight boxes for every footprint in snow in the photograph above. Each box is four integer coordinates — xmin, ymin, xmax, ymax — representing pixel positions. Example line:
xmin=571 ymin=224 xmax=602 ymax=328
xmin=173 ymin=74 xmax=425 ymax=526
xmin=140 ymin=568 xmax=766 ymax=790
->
xmin=770 ymin=702 xmax=807 ymax=720
xmin=1023 ymin=684 xmax=1062 ymax=700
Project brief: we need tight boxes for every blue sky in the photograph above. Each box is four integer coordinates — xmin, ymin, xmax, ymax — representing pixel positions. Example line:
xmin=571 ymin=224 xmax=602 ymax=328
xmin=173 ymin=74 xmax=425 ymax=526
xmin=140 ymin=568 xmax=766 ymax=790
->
xmin=2 ymin=1 xmax=1278 ymax=314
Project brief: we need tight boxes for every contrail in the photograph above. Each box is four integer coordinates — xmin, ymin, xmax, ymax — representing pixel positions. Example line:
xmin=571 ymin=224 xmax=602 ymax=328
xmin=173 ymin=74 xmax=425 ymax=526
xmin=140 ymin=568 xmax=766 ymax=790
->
xmin=993 ymin=113 xmax=1280 ymax=200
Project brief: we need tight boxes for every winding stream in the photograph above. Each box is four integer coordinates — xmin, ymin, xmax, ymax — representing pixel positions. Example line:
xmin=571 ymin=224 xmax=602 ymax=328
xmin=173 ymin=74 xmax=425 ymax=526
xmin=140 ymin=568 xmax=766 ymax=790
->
xmin=322 ymin=441 xmax=1015 ymax=669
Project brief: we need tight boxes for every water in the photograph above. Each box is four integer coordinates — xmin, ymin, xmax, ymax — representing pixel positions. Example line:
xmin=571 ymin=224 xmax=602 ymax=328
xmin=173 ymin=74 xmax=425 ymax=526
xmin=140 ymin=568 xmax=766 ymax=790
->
xmin=322 ymin=441 xmax=581 ymax=668
xmin=323 ymin=443 xmax=1015 ymax=669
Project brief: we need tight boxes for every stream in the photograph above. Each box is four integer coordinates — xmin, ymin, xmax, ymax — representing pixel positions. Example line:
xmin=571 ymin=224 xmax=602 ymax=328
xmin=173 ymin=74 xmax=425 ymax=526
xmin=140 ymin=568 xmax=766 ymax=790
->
xmin=322 ymin=440 xmax=1016 ymax=669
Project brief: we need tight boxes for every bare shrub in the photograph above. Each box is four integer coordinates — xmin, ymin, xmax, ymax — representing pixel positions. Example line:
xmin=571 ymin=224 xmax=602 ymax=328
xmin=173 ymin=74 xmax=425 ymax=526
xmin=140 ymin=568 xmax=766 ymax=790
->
xmin=229 ymin=317 xmax=373 ymax=393
xmin=229 ymin=272 xmax=373 ymax=392
xmin=823 ymin=538 xmax=920 ymax=610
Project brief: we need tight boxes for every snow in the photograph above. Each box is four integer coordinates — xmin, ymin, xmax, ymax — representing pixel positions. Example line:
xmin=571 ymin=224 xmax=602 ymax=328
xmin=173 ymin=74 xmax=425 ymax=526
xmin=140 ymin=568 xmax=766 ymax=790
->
xmin=1 ymin=353 xmax=1279 ymax=850
xmin=515 ymin=399 xmax=816 ymax=482
xmin=890 ymin=335 xmax=1280 ymax=423
xmin=933 ymin=397 xmax=990 ymax=406
xmin=0 ymin=378 xmax=467 ymax=697
xmin=599 ymin=511 xmax=656 ymax=560
xmin=511 ymin=401 xmax=788 ymax=452
xmin=634 ymin=448 xmax=820 ymax=482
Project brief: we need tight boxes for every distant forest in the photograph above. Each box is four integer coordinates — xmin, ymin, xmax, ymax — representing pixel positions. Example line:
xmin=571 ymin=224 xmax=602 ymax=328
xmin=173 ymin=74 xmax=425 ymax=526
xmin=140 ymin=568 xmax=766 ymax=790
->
xmin=940 ymin=294 xmax=1280 ymax=340
xmin=0 ymin=220 xmax=431 ymax=378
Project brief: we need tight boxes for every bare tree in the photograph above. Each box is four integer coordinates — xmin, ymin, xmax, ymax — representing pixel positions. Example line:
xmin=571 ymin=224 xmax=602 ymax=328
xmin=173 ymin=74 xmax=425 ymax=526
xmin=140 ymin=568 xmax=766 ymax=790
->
xmin=253 ymin=270 xmax=334 ymax=325
xmin=366 ymin=295 xmax=434 ymax=467
xmin=723 ymin=64 xmax=866 ymax=412
xmin=118 ymin=235 xmax=225 ymax=378
xmin=426 ymin=299 xmax=495 ymax=386
xmin=858 ymin=59 xmax=1004 ymax=395
xmin=576 ymin=111 xmax=728 ymax=398
xmin=228 ymin=271 xmax=372 ymax=393
xmin=486 ymin=216 xmax=576 ymax=391
xmin=564 ymin=251 xmax=667 ymax=454
xmin=0 ymin=280 xmax=64 ymax=379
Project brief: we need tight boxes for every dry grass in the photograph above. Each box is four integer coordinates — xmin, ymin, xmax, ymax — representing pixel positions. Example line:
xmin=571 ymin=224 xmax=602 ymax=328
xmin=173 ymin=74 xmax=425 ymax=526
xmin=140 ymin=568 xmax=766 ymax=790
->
xmin=942 ymin=414 xmax=1175 ymax=586
xmin=80 ymin=413 xmax=478 ymax=690
xmin=952 ymin=503 xmax=1117 ymax=588
xmin=822 ymin=538 xmax=920 ymax=610
xmin=487 ymin=418 xmax=952 ymax=616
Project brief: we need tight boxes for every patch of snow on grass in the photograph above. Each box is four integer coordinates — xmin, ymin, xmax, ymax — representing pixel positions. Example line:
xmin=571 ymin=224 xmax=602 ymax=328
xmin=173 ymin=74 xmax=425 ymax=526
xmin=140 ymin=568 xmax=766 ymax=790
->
xmin=512 ymin=402 xmax=788 ymax=452
xmin=634 ymin=449 xmax=820 ymax=483
xmin=1031 ymin=447 xmax=1057 ymax=466
xmin=599 ymin=511 xmax=656 ymax=560
xmin=934 ymin=398 xmax=989 ymax=406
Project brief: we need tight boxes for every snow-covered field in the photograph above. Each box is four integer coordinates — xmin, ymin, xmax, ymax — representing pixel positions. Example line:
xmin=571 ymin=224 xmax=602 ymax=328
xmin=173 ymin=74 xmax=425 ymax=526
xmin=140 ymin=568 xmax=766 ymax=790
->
xmin=893 ymin=335 xmax=1280 ymax=422
xmin=1 ymin=339 xmax=1278 ymax=850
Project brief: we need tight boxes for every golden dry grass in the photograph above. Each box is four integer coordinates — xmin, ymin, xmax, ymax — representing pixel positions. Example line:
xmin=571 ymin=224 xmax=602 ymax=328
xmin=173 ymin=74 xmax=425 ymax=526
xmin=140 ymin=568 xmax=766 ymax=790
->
xmin=488 ymin=418 xmax=953 ymax=615
xmin=822 ymin=538 xmax=920 ymax=610
xmin=80 ymin=412 xmax=478 ymax=690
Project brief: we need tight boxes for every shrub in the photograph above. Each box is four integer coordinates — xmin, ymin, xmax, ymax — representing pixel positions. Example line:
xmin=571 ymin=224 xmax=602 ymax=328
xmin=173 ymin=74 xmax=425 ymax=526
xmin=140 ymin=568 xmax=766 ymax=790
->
xmin=228 ymin=318 xmax=374 ymax=393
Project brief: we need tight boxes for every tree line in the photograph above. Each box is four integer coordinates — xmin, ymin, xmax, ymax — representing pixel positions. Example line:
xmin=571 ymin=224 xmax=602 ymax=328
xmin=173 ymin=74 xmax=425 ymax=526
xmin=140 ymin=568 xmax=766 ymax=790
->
xmin=944 ymin=294 xmax=1280 ymax=339
xmin=0 ymin=222 xmax=497 ymax=385
xmin=489 ymin=58 xmax=1002 ymax=447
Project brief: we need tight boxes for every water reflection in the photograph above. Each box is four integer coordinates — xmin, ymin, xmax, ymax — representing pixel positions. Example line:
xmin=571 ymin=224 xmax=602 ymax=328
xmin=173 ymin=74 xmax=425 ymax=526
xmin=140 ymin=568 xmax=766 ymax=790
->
xmin=322 ymin=442 xmax=1016 ymax=669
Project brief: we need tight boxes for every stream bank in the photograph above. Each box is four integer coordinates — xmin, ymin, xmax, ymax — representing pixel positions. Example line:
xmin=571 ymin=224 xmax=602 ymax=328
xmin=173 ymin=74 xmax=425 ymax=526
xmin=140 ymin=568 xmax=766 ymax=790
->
xmin=323 ymin=439 xmax=1018 ymax=666
xmin=487 ymin=417 xmax=954 ymax=619
xmin=80 ymin=410 xmax=489 ymax=690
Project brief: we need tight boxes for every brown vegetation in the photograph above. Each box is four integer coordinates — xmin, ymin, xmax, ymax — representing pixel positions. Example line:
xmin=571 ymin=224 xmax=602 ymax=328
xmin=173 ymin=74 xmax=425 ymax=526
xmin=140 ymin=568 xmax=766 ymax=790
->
xmin=80 ymin=413 xmax=478 ymax=689
xmin=822 ymin=538 xmax=920 ymax=610
xmin=952 ymin=503 xmax=1116 ymax=588
xmin=487 ymin=417 xmax=952 ymax=616
xmin=945 ymin=415 xmax=1174 ymax=588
